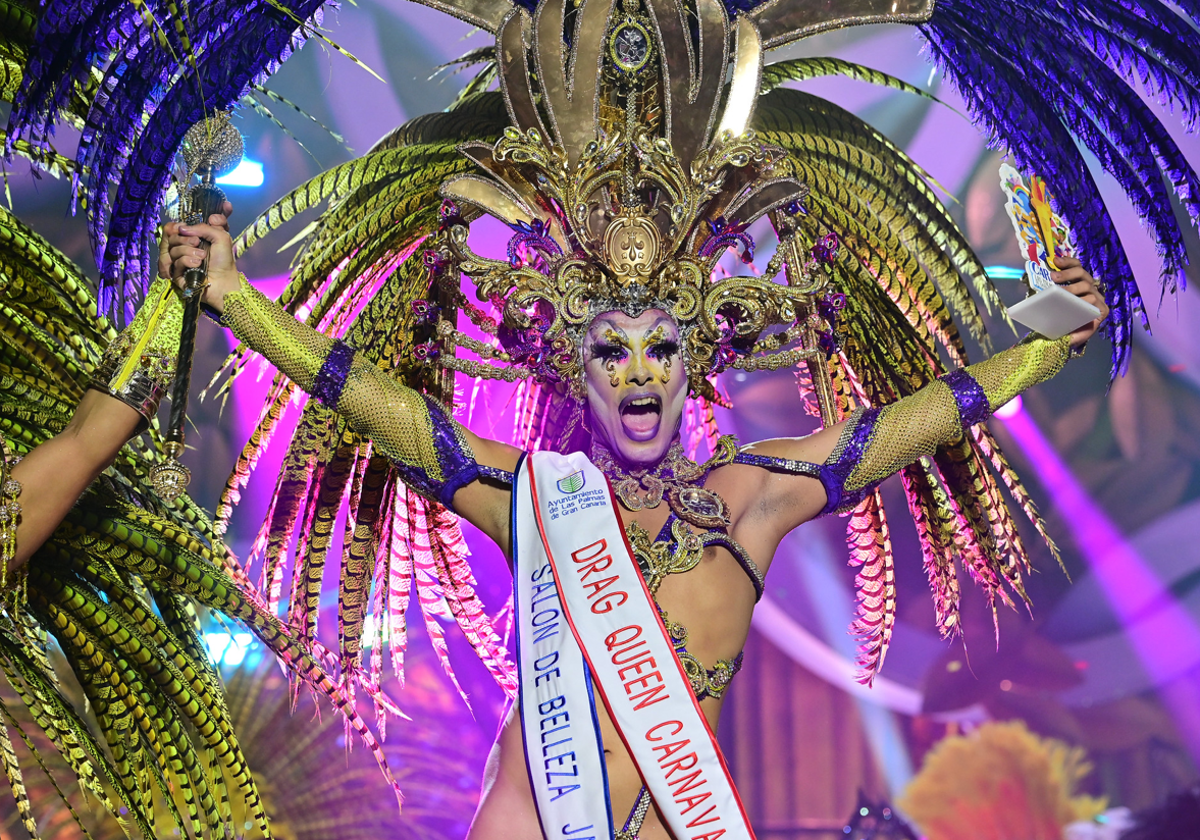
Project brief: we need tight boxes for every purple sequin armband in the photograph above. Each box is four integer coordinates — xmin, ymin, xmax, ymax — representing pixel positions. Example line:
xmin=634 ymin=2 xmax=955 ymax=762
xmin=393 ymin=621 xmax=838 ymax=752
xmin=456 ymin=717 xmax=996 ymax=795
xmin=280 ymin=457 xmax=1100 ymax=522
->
xmin=817 ymin=407 xmax=880 ymax=517
xmin=399 ymin=396 xmax=515 ymax=510
xmin=312 ymin=340 xmax=357 ymax=407
xmin=940 ymin=368 xmax=991 ymax=428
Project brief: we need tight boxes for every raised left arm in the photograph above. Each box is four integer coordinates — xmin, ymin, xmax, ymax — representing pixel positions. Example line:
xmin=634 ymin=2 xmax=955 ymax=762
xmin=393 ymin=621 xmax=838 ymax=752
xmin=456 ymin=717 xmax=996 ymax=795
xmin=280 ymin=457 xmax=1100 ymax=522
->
xmin=735 ymin=259 xmax=1105 ymax=540
xmin=4 ymin=274 xmax=183 ymax=574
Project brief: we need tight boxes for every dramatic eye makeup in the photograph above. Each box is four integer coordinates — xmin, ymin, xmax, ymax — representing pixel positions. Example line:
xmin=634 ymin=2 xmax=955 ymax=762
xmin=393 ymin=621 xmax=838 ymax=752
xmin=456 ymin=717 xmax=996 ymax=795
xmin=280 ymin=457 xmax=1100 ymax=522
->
xmin=590 ymin=342 xmax=629 ymax=363
xmin=642 ymin=324 xmax=679 ymax=361
xmin=588 ymin=326 xmax=631 ymax=364
xmin=646 ymin=339 xmax=679 ymax=360
xmin=585 ymin=320 xmax=679 ymax=368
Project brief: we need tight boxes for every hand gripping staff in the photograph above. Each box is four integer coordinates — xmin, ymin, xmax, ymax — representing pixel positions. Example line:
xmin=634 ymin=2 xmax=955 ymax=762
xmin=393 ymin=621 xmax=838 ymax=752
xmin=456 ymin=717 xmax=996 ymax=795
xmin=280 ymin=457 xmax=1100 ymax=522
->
xmin=150 ymin=112 xmax=244 ymax=500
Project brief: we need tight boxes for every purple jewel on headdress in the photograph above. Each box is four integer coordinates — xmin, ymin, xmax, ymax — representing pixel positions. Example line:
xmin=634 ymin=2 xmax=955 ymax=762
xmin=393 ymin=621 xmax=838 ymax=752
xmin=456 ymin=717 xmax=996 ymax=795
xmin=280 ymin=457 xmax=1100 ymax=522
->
xmin=423 ymin=249 xmax=449 ymax=275
xmin=438 ymin=200 xmax=464 ymax=231
xmin=413 ymin=340 xmax=441 ymax=361
xmin=817 ymin=292 xmax=847 ymax=324
xmin=811 ymin=232 xmax=841 ymax=265
xmin=507 ymin=218 xmax=563 ymax=270
xmin=817 ymin=330 xmax=839 ymax=356
xmin=699 ymin=217 xmax=755 ymax=263
xmin=716 ymin=342 xmax=738 ymax=367
xmin=784 ymin=199 xmax=807 ymax=216
xmin=411 ymin=298 xmax=440 ymax=324
xmin=498 ymin=299 xmax=555 ymax=368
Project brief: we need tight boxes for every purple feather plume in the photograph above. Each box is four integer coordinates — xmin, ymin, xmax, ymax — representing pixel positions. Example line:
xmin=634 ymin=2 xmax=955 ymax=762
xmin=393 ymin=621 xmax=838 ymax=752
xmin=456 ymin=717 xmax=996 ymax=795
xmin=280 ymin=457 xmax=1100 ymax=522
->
xmin=6 ymin=0 xmax=327 ymax=316
xmin=923 ymin=0 xmax=1200 ymax=376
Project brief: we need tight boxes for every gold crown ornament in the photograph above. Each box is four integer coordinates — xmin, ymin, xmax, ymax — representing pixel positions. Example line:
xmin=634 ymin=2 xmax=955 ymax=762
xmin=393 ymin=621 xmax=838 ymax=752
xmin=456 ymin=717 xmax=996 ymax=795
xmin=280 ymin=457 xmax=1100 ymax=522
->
xmin=422 ymin=0 xmax=848 ymax=419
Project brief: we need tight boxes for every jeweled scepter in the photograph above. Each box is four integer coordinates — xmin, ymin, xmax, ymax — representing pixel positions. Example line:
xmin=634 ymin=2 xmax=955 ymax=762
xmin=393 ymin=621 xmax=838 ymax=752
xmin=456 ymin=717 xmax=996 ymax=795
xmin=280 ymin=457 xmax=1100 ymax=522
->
xmin=150 ymin=112 xmax=244 ymax=501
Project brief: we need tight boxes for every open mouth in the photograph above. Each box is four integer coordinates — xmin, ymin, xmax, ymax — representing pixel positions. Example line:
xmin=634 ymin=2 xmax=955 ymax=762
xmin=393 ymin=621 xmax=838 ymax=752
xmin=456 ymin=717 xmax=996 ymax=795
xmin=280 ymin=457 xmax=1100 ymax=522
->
xmin=619 ymin=393 xmax=663 ymax=441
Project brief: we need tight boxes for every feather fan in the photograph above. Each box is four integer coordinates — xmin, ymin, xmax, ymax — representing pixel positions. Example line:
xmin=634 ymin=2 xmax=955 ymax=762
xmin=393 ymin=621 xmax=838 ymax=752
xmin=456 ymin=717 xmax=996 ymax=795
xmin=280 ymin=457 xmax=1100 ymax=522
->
xmin=0 ymin=205 xmax=403 ymax=837
xmin=920 ymin=0 xmax=1200 ymax=375
xmin=210 ymin=92 xmax=518 ymax=713
xmin=3 ymin=0 xmax=330 ymax=315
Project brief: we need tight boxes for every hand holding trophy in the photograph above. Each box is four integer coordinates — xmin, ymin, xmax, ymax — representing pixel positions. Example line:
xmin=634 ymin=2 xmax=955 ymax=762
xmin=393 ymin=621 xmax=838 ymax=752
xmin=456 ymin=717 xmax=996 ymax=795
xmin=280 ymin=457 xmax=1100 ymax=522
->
xmin=1000 ymin=164 xmax=1105 ymax=341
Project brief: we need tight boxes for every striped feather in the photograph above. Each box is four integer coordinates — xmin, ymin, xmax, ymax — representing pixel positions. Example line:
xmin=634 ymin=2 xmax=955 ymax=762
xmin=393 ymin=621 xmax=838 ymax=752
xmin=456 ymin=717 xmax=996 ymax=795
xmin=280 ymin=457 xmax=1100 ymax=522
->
xmin=760 ymin=56 xmax=945 ymax=105
xmin=899 ymin=462 xmax=962 ymax=637
xmin=846 ymin=489 xmax=896 ymax=685
xmin=0 ymin=714 xmax=36 ymax=838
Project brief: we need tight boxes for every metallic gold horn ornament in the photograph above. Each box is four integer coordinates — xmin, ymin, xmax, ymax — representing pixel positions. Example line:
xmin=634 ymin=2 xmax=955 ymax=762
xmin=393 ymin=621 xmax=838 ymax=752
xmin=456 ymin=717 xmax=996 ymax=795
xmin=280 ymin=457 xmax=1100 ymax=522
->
xmin=428 ymin=0 xmax=845 ymax=418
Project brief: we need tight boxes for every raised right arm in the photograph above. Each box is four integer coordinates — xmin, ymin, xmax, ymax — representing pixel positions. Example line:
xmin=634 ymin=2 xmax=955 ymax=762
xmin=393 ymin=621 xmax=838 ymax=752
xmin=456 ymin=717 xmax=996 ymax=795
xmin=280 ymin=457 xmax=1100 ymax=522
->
xmin=162 ymin=216 xmax=518 ymax=547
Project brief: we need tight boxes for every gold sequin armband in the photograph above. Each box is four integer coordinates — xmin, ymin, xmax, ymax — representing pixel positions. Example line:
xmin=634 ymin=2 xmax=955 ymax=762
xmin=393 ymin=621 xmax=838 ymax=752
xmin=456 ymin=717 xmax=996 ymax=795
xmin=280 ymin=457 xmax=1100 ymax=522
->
xmin=817 ymin=335 xmax=1072 ymax=515
xmin=89 ymin=275 xmax=184 ymax=423
xmin=222 ymin=275 xmax=500 ymax=508
xmin=221 ymin=275 xmax=333 ymax=393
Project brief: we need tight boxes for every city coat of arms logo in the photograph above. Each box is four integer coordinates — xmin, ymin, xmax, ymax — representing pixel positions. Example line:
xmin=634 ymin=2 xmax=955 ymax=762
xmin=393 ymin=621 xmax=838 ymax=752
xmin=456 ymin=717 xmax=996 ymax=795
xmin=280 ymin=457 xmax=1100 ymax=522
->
xmin=557 ymin=470 xmax=585 ymax=494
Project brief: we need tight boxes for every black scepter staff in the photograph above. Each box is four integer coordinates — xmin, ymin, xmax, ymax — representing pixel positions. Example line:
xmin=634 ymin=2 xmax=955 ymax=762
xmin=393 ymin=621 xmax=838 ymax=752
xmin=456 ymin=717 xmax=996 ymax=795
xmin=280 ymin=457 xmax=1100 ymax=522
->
xmin=150 ymin=112 xmax=243 ymax=501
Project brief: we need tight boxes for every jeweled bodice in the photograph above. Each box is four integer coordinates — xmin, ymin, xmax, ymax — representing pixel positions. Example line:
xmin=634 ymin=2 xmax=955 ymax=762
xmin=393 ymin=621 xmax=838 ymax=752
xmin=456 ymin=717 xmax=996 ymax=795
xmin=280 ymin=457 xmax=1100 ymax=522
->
xmin=623 ymin=513 xmax=762 ymax=701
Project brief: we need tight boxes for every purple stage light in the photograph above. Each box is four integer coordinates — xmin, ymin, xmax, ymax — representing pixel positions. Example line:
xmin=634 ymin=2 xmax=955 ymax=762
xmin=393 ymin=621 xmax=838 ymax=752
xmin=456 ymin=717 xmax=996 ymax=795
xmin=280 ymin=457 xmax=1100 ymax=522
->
xmin=997 ymin=402 xmax=1200 ymax=763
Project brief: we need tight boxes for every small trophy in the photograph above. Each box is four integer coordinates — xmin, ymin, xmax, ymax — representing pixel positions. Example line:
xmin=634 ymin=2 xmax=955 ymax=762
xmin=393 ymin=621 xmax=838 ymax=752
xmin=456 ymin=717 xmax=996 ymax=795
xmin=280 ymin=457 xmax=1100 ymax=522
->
xmin=150 ymin=112 xmax=244 ymax=501
xmin=999 ymin=164 xmax=1101 ymax=339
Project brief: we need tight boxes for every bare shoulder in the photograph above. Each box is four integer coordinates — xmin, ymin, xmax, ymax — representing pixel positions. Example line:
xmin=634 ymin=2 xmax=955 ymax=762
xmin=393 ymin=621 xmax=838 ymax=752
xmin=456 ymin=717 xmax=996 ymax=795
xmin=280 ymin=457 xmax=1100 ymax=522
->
xmin=447 ymin=426 xmax=523 ymax=553
xmin=737 ymin=422 xmax=848 ymax=465
xmin=466 ymin=430 xmax=524 ymax=474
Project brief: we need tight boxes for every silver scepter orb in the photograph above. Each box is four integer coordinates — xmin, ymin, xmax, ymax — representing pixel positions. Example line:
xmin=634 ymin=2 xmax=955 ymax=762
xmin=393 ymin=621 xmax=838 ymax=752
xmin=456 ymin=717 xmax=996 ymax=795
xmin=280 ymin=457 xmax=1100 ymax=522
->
xmin=149 ymin=441 xmax=191 ymax=502
xmin=177 ymin=111 xmax=244 ymax=224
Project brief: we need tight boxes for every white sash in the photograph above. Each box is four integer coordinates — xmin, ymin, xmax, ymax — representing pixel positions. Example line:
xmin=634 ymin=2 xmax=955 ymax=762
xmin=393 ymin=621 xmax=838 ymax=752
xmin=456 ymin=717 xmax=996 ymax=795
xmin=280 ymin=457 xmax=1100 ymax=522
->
xmin=516 ymin=451 xmax=755 ymax=840
xmin=515 ymin=455 xmax=614 ymax=839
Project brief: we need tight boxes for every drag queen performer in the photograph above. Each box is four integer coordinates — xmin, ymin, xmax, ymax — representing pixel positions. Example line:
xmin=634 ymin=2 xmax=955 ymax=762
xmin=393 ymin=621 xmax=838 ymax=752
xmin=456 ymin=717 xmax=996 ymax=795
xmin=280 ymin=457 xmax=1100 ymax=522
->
xmin=162 ymin=3 xmax=1112 ymax=836
xmin=10 ymin=0 xmax=1200 ymax=837
xmin=167 ymin=213 xmax=1102 ymax=838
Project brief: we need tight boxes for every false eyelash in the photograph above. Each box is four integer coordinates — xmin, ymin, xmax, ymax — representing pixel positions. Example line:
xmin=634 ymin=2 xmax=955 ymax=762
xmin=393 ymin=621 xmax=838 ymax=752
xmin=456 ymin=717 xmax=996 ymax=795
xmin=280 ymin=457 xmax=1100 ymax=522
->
xmin=591 ymin=343 xmax=628 ymax=362
xmin=647 ymin=341 xmax=679 ymax=360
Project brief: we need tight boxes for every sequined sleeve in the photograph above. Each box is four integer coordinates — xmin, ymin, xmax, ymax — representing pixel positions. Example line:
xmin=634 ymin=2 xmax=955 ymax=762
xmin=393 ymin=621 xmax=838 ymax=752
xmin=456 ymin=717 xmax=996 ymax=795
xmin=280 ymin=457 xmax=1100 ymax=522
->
xmin=815 ymin=335 xmax=1071 ymax=514
xmin=221 ymin=276 xmax=509 ymax=507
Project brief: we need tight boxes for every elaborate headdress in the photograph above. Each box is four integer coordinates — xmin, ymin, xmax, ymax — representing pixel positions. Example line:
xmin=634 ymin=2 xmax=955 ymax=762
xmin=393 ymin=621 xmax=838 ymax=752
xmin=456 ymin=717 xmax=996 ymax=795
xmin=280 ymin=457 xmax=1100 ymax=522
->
xmin=429 ymin=0 xmax=821 ymax=405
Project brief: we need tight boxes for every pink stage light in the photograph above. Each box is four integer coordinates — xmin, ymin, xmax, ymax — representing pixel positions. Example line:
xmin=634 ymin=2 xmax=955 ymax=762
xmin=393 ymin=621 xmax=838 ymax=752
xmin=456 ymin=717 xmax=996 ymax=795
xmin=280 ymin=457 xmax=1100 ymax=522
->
xmin=997 ymin=402 xmax=1200 ymax=763
xmin=992 ymin=394 xmax=1022 ymax=419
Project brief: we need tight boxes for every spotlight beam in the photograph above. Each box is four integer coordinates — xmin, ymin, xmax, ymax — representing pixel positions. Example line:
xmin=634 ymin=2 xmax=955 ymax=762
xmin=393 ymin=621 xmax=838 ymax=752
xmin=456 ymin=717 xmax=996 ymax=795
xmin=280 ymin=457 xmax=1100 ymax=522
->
xmin=997 ymin=405 xmax=1200 ymax=763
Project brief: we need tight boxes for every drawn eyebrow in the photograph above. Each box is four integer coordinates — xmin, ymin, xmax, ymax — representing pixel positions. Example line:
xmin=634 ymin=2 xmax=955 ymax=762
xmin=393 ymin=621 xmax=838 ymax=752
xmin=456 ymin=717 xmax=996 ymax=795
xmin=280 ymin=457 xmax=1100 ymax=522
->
xmin=590 ymin=319 xmax=628 ymax=342
xmin=643 ymin=318 xmax=677 ymax=339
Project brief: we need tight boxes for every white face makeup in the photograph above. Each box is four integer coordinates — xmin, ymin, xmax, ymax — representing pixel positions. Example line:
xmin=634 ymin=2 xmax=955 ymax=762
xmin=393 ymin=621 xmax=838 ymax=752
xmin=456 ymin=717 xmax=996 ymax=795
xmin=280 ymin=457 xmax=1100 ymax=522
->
xmin=583 ymin=310 xmax=687 ymax=467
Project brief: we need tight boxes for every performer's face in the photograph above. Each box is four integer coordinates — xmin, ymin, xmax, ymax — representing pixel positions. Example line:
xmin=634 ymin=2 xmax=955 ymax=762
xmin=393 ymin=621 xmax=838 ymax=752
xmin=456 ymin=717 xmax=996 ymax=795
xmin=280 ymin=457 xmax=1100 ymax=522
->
xmin=583 ymin=310 xmax=686 ymax=467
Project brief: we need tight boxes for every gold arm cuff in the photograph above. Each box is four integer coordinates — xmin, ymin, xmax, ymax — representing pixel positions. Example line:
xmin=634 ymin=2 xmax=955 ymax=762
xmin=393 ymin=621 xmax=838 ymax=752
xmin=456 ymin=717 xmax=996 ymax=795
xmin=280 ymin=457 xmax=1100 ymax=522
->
xmin=975 ymin=334 xmax=1072 ymax=412
xmin=88 ymin=276 xmax=183 ymax=422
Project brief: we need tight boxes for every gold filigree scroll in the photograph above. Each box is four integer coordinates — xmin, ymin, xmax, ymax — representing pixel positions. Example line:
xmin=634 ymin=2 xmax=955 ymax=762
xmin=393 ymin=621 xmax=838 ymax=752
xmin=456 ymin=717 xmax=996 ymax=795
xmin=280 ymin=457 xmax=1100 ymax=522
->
xmin=604 ymin=211 xmax=662 ymax=280
xmin=432 ymin=0 xmax=830 ymax=401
